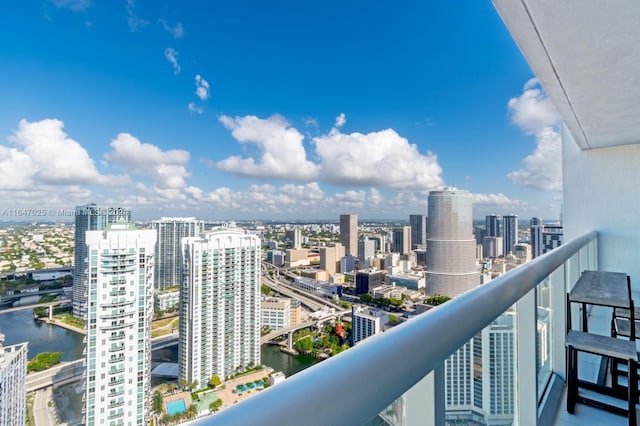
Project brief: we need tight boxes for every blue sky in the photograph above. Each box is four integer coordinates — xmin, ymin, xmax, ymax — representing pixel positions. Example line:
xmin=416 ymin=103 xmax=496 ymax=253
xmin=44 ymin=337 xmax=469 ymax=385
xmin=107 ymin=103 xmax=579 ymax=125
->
xmin=0 ymin=0 xmax=562 ymax=221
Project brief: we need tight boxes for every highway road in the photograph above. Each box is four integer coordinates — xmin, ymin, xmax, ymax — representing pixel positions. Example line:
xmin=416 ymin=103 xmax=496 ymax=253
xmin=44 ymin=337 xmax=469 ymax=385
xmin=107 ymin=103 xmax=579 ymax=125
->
xmin=0 ymin=298 xmax=71 ymax=315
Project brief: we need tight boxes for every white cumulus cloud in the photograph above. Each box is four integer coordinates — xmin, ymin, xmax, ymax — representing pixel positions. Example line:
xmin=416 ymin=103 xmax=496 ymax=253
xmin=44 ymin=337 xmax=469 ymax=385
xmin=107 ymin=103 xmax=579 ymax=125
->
xmin=164 ymin=48 xmax=180 ymax=75
xmin=335 ymin=113 xmax=346 ymax=128
xmin=507 ymin=79 xmax=562 ymax=191
xmin=106 ymin=133 xmax=190 ymax=189
xmin=217 ymin=114 xmax=320 ymax=181
xmin=195 ymin=75 xmax=210 ymax=101
xmin=313 ymin=128 xmax=444 ymax=190
xmin=5 ymin=118 xmax=126 ymax=187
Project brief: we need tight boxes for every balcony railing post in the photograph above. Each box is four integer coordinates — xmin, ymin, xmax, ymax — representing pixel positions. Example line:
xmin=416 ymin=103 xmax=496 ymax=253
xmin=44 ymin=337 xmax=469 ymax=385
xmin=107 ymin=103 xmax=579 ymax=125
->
xmin=516 ymin=288 xmax=537 ymax=425
xmin=402 ymin=363 xmax=444 ymax=426
xmin=550 ymin=265 xmax=566 ymax=380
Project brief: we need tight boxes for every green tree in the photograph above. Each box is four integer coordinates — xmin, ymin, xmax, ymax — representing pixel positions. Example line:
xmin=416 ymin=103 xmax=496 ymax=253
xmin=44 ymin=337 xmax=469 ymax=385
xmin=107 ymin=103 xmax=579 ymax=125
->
xmin=152 ymin=391 xmax=163 ymax=414
xmin=295 ymin=336 xmax=314 ymax=352
xmin=425 ymin=295 xmax=451 ymax=306
xmin=209 ymin=398 xmax=223 ymax=412
xmin=209 ymin=375 xmax=221 ymax=388
xmin=27 ymin=352 xmax=63 ymax=372
xmin=388 ymin=314 xmax=400 ymax=325
xmin=389 ymin=298 xmax=402 ymax=307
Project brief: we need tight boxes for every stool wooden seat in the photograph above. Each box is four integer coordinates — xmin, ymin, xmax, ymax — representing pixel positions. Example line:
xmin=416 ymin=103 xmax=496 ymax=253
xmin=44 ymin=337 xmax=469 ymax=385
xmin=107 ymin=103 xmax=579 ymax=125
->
xmin=566 ymin=330 xmax=637 ymax=425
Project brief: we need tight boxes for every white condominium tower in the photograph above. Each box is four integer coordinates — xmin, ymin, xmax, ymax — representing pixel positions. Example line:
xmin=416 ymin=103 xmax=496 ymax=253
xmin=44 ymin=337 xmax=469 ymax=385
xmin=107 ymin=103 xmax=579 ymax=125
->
xmin=179 ymin=229 xmax=261 ymax=386
xmin=0 ymin=334 xmax=27 ymax=426
xmin=426 ymin=187 xmax=479 ymax=298
xmin=73 ymin=203 xmax=131 ymax=318
xmin=151 ymin=217 xmax=204 ymax=290
xmin=82 ymin=223 xmax=156 ymax=426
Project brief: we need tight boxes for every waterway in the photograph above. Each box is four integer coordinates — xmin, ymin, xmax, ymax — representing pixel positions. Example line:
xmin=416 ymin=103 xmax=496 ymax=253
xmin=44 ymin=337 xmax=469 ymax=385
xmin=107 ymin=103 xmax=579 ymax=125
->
xmin=0 ymin=298 xmax=319 ymax=378
xmin=0 ymin=296 xmax=84 ymax=361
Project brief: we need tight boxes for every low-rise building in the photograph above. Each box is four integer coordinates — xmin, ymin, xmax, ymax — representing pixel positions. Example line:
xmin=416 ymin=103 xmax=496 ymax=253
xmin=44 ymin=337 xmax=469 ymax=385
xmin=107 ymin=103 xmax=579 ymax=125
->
xmin=261 ymin=297 xmax=291 ymax=331
xmin=155 ymin=288 xmax=180 ymax=311
xmin=351 ymin=306 xmax=388 ymax=345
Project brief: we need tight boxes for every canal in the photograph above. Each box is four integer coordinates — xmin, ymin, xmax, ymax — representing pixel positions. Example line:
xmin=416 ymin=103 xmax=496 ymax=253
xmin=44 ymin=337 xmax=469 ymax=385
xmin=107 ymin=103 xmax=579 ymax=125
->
xmin=0 ymin=301 xmax=320 ymax=378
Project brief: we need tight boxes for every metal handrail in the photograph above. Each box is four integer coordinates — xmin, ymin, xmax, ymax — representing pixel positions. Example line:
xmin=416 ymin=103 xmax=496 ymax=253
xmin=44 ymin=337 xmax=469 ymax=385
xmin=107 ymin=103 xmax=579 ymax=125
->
xmin=203 ymin=231 xmax=597 ymax=426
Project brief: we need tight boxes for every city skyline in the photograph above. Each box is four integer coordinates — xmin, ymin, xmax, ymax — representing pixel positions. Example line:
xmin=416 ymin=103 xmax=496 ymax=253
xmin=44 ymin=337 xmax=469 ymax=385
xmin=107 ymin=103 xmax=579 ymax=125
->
xmin=1 ymin=2 xmax=561 ymax=220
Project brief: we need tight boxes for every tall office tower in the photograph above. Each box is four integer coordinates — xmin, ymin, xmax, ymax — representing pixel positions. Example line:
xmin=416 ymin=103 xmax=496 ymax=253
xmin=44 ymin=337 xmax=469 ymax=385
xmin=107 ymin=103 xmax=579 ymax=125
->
xmin=392 ymin=226 xmax=412 ymax=255
xmin=358 ymin=238 xmax=376 ymax=262
xmin=409 ymin=214 xmax=427 ymax=250
xmin=542 ymin=225 xmax=563 ymax=254
xmin=482 ymin=236 xmax=503 ymax=259
xmin=426 ymin=188 xmax=480 ymax=298
xmin=0 ymin=334 xmax=27 ymax=426
xmin=179 ymin=229 xmax=261 ymax=386
xmin=530 ymin=217 xmax=543 ymax=258
xmin=73 ymin=203 xmax=131 ymax=318
xmin=502 ymin=214 xmax=518 ymax=256
xmin=340 ymin=214 xmax=358 ymax=257
xmin=151 ymin=217 xmax=204 ymax=290
xmin=285 ymin=228 xmax=302 ymax=249
xmin=474 ymin=226 xmax=487 ymax=245
xmin=83 ymin=223 xmax=156 ymax=426
xmin=485 ymin=214 xmax=501 ymax=237
xmin=319 ymin=243 xmax=344 ymax=276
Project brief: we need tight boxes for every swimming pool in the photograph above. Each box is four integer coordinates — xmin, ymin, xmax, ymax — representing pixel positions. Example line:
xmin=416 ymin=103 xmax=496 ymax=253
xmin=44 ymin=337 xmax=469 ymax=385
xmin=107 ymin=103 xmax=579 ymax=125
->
xmin=166 ymin=399 xmax=187 ymax=415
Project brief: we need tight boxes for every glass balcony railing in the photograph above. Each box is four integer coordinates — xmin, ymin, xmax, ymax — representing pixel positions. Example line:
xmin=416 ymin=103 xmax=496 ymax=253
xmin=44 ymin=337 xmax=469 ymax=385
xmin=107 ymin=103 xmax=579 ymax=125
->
xmin=201 ymin=231 xmax=598 ymax=426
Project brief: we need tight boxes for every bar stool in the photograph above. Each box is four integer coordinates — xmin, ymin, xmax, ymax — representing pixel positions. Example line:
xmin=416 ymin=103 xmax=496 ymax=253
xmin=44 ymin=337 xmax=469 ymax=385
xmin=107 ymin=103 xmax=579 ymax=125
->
xmin=566 ymin=272 xmax=638 ymax=425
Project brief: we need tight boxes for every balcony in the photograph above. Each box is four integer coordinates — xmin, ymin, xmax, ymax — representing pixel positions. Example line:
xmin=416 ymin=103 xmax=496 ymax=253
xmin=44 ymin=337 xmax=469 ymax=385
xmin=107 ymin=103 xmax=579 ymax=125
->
xmin=202 ymin=231 xmax=638 ymax=425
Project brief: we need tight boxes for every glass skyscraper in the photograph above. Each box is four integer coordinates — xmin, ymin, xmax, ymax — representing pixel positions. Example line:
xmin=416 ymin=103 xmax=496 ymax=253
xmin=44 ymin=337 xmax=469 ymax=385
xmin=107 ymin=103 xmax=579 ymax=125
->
xmin=151 ymin=217 xmax=204 ymax=290
xmin=73 ymin=203 xmax=131 ymax=318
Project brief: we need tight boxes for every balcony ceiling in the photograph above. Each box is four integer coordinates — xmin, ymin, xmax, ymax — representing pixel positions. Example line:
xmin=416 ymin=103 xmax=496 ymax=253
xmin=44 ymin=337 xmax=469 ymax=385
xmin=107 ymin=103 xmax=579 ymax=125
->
xmin=493 ymin=0 xmax=640 ymax=150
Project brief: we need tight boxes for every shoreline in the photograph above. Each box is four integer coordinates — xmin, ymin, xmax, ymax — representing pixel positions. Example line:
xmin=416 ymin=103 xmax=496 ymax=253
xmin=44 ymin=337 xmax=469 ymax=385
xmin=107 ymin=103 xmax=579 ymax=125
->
xmin=37 ymin=317 xmax=87 ymax=336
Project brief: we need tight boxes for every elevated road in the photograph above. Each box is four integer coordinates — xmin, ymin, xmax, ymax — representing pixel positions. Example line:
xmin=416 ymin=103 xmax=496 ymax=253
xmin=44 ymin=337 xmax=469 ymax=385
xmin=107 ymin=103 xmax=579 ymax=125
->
xmin=260 ymin=320 xmax=316 ymax=344
xmin=0 ymin=298 xmax=71 ymax=315
xmin=27 ymin=359 xmax=84 ymax=392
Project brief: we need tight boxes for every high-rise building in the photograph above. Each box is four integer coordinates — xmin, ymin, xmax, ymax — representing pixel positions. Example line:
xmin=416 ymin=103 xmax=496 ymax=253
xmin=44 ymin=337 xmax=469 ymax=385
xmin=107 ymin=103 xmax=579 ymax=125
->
xmin=340 ymin=214 xmax=358 ymax=257
xmin=426 ymin=188 xmax=480 ymax=297
xmin=179 ymin=229 xmax=261 ymax=385
xmin=319 ymin=243 xmax=344 ymax=276
xmin=358 ymin=238 xmax=376 ymax=263
xmin=530 ymin=217 xmax=543 ymax=258
xmin=485 ymin=214 xmax=501 ymax=238
xmin=73 ymin=203 xmax=131 ymax=318
xmin=542 ymin=225 xmax=563 ymax=254
xmin=151 ymin=217 xmax=204 ymax=291
xmin=409 ymin=214 xmax=427 ymax=250
xmin=83 ymin=222 xmax=156 ymax=426
xmin=482 ymin=236 xmax=503 ymax=259
xmin=502 ymin=214 xmax=518 ymax=256
xmin=285 ymin=228 xmax=302 ymax=249
xmin=0 ymin=334 xmax=27 ymax=426
xmin=392 ymin=226 xmax=412 ymax=255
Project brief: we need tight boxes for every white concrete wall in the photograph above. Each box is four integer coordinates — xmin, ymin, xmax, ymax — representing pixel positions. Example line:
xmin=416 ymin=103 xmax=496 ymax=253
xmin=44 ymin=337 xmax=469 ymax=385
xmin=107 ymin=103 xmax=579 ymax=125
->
xmin=562 ymin=124 xmax=640 ymax=289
